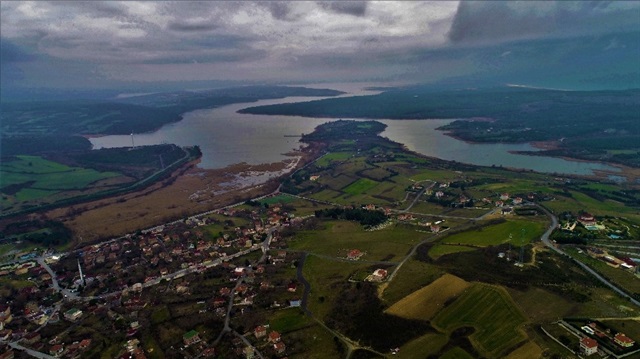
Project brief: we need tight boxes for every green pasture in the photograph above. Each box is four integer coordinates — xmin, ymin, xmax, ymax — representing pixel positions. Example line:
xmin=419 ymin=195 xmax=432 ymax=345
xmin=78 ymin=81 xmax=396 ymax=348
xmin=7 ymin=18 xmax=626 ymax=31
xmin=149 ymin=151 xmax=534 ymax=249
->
xmin=382 ymin=259 xmax=444 ymax=306
xmin=309 ymin=188 xmax=343 ymax=203
xmin=366 ymin=181 xmax=409 ymax=202
xmin=441 ymin=219 xmax=547 ymax=247
xmin=1 ymin=155 xmax=121 ymax=204
xmin=290 ymin=220 xmax=425 ymax=262
xmin=396 ymin=332 xmax=448 ymax=359
xmin=268 ymin=307 xmax=310 ymax=333
xmin=440 ymin=347 xmax=474 ymax=359
xmin=316 ymin=173 xmax=356 ymax=191
xmin=428 ymin=244 xmax=476 ymax=259
xmin=342 ymin=178 xmax=380 ymax=196
xmin=544 ymin=190 xmax=638 ymax=217
xmin=314 ymin=152 xmax=353 ymax=167
xmin=433 ymin=284 xmax=528 ymax=358
xmin=301 ymin=254 xmax=372 ymax=320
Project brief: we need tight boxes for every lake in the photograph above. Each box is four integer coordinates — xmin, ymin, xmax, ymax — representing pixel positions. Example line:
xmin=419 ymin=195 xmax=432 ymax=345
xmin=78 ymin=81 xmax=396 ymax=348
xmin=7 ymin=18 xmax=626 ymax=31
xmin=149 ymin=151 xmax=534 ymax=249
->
xmin=91 ymin=86 xmax=619 ymax=176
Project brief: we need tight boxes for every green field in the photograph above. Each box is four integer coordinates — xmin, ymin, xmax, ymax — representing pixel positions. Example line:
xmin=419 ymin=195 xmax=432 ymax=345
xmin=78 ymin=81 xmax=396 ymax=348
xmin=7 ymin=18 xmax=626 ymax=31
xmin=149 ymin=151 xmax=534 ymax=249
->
xmin=433 ymin=284 xmax=527 ymax=358
xmin=381 ymin=259 xmax=444 ymax=305
xmin=289 ymin=220 xmax=426 ymax=262
xmin=302 ymin=254 xmax=372 ymax=320
xmin=440 ymin=347 xmax=474 ymax=359
xmin=342 ymin=178 xmax=380 ymax=196
xmin=314 ymin=152 xmax=353 ymax=167
xmin=396 ymin=332 xmax=448 ymax=359
xmin=1 ymin=155 xmax=121 ymax=208
xmin=441 ymin=219 xmax=547 ymax=247
xmin=428 ymin=244 xmax=476 ymax=259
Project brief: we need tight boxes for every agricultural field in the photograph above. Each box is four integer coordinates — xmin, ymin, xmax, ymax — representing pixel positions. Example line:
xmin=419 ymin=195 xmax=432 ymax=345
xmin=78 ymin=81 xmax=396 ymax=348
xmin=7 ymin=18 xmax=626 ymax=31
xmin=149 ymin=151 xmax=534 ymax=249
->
xmin=380 ymin=259 xmax=444 ymax=305
xmin=441 ymin=218 xmax=547 ymax=248
xmin=342 ymin=178 xmax=380 ymax=196
xmin=432 ymin=284 xmax=528 ymax=358
xmin=395 ymin=332 xmax=449 ymax=358
xmin=1 ymin=155 xmax=123 ymax=211
xmin=385 ymin=274 xmax=470 ymax=321
xmin=289 ymin=220 xmax=428 ymax=262
xmin=314 ymin=152 xmax=353 ymax=167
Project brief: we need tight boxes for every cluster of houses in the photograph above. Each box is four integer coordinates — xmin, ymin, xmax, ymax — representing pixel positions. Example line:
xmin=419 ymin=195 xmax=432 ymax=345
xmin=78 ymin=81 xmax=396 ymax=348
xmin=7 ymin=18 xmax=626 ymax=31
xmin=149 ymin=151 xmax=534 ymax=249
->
xmin=0 ymin=201 xmax=306 ymax=359
xmin=252 ymin=326 xmax=287 ymax=357
xmin=579 ymin=322 xmax=637 ymax=356
xmin=584 ymin=247 xmax=637 ymax=272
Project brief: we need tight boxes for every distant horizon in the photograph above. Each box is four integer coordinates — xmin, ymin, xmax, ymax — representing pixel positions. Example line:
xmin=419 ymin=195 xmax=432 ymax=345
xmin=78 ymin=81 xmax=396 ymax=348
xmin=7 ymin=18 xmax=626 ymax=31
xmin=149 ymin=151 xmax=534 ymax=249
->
xmin=2 ymin=1 xmax=639 ymax=95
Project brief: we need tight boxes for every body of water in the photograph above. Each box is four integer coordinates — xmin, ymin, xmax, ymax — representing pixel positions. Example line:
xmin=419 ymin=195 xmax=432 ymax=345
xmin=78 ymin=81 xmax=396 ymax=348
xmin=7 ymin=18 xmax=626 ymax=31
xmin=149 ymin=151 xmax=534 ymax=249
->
xmin=91 ymin=87 xmax=619 ymax=176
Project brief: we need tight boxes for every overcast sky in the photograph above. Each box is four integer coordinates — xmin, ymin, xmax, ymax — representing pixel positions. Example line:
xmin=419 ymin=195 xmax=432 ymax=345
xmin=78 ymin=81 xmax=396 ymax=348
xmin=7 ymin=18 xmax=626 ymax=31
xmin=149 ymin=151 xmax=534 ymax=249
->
xmin=1 ymin=1 xmax=639 ymax=90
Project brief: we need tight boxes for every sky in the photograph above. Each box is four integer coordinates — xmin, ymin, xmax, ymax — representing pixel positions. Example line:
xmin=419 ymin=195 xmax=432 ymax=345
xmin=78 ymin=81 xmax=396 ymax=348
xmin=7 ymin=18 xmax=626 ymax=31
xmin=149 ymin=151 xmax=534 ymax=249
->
xmin=1 ymin=1 xmax=639 ymax=92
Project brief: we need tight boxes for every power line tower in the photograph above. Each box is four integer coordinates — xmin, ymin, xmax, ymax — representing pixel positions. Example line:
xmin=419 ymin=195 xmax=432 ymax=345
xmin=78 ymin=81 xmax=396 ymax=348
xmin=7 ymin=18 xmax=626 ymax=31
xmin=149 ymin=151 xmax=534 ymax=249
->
xmin=519 ymin=228 xmax=526 ymax=264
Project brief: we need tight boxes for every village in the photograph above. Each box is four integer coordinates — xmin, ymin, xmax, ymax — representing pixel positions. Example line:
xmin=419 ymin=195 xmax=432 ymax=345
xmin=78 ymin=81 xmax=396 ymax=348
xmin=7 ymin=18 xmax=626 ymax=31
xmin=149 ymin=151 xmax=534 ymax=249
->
xmin=0 ymin=200 xmax=320 ymax=359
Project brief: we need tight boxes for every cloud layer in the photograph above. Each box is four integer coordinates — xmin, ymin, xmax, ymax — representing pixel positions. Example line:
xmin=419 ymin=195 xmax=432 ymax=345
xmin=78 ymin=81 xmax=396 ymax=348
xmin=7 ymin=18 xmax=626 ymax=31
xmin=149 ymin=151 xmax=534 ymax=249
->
xmin=1 ymin=1 xmax=638 ymax=88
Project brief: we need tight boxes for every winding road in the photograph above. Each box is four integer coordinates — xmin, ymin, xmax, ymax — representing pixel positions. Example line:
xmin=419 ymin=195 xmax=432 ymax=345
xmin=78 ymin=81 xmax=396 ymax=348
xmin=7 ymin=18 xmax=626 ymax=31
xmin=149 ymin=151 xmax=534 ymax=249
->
xmin=536 ymin=204 xmax=640 ymax=307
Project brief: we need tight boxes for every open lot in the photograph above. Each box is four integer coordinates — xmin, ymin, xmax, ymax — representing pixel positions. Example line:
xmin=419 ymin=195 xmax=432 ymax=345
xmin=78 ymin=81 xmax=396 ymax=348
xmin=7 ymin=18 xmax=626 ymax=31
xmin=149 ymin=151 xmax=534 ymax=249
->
xmin=289 ymin=220 xmax=426 ymax=262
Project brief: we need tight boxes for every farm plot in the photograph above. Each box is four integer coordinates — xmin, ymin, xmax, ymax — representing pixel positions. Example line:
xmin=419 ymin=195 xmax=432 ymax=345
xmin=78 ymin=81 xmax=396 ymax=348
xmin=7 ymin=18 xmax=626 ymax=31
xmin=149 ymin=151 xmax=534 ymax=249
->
xmin=342 ymin=178 xmax=380 ymax=196
xmin=433 ymin=284 xmax=528 ymax=358
xmin=314 ymin=152 xmax=352 ymax=167
xmin=385 ymin=274 xmax=470 ymax=321
xmin=1 ymin=155 xmax=122 ymax=207
xmin=441 ymin=219 xmax=546 ymax=247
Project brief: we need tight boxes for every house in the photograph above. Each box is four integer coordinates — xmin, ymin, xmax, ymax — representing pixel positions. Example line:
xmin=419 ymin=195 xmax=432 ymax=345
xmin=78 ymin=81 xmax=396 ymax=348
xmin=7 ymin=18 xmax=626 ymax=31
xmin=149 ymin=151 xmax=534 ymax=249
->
xmin=268 ymin=331 xmax=281 ymax=343
xmin=287 ymin=283 xmax=297 ymax=293
xmin=435 ymin=191 xmax=445 ymax=199
xmin=183 ymin=330 xmax=201 ymax=346
xmin=495 ymin=200 xmax=504 ymax=207
xmin=64 ymin=308 xmax=82 ymax=322
xmin=50 ymin=344 xmax=64 ymax=357
xmin=201 ymin=347 xmax=215 ymax=357
xmin=78 ymin=339 xmax=91 ymax=350
xmin=500 ymin=193 xmax=510 ymax=201
xmin=580 ymin=337 xmax=598 ymax=356
xmin=501 ymin=207 xmax=513 ymax=215
xmin=212 ymin=297 xmax=226 ymax=308
xmin=23 ymin=332 xmax=41 ymax=345
xmin=309 ymin=175 xmax=320 ymax=181
xmin=289 ymin=299 xmax=301 ymax=307
xmin=578 ymin=213 xmax=596 ymax=226
xmin=512 ymin=197 xmax=523 ymax=205
xmin=347 ymin=249 xmax=363 ymax=260
xmin=254 ymin=325 xmax=267 ymax=339
xmin=0 ymin=349 xmax=14 ymax=359
xmin=614 ymin=333 xmax=635 ymax=347
xmin=369 ymin=269 xmax=388 ymax=282
xmin=273 ymin=342 xmax=286 ymax=354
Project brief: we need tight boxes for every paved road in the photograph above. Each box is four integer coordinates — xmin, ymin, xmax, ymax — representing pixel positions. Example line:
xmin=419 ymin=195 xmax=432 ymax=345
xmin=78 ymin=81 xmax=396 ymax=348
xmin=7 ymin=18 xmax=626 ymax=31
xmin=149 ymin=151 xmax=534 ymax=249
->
xmin=7 ymin=342 xmax=57 ymax=359
xmin=536 ymin=204 xmax=640 ymax=307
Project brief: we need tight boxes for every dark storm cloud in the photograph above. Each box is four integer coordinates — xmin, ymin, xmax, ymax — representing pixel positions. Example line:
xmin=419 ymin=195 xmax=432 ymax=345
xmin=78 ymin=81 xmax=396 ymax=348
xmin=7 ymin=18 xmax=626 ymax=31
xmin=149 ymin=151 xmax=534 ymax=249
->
xmin=319 ymin=1 xmax=368 ymax=17
xmin=449 ymin=1 xmax=640 ymax=44
xmin=264 ymin=2 xmax=294 ymax=21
